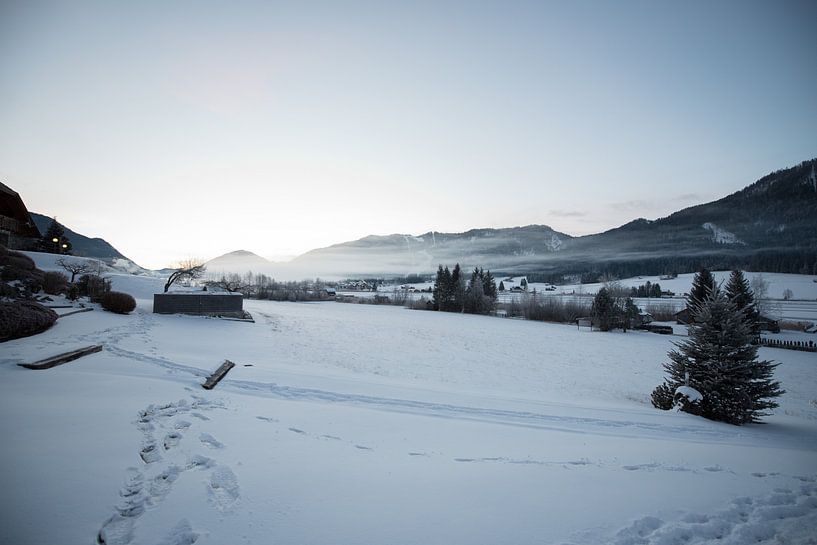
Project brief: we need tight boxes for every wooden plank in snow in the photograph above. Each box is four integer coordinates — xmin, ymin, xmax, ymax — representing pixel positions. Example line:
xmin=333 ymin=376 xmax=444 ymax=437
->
xmin=57 ymin=307 xmax=94 ymax=318
xmin=202 ymin=360 xmax=236 ymax=390
xmin=18 ymin=344 xmax=103 ymax=370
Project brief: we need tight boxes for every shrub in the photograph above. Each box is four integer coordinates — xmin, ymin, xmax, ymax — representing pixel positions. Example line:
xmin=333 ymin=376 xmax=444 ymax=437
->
xmin=42 ymin=271 xmax=68 ymax=295
xmin=0 ymin=301 xmax=59 ymax=342
xmin=78 ymin=274 xmax=112 ymax=302
xmin=100 ymin=291 xmax=136 ymax=314
xmin=650 ymin=383 xmax=674 ymax=410
xmin=644 ymin=302 xmax=678 ymax=322
xmin=502 ymin=295 xmax=590 ymax=323
xmin=0 ymin=282 xmax=18 ymax=299
xmin=67 ymin=283 xmax=80 ymax=301
xmin=0 ymin=249 xmax=36 ymax=271
xmin=779 ymin=320 xmax=811 ymax=332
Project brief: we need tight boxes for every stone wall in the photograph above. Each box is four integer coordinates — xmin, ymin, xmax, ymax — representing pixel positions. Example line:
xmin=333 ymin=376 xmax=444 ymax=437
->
xmin=153 ymin=292 xmax=244 ymax=317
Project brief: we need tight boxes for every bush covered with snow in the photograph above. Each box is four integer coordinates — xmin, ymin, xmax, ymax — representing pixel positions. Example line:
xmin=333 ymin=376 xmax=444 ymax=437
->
xmin=100 ymin=291 xmax=136 ymax=314
xmin=0 ymin=300 xmax=58 ymax=341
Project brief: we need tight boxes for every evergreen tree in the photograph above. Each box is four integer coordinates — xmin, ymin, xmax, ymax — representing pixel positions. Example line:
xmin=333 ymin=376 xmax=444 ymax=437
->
xmin=451 ymin=263 xmax=464 ymax=312
xmin=464 ymin=268 xmax=489 ymax=314
xmin=432 ymin=265 xmax=445 ymax=311
xmin=650 ymin=282 xmax=662 ymax=298
xmin=498 ymin=280 xmax=505 ymax=292
xmin=686 ymin=268 xmax=716 ymax=315
xmin=41 ymin=218 xmax=71 ymax=254
xmin=591 ymin=287 xmax=615 ymax=331
xmin=652 ymin=291 xmax=783 ymax=425
xmin=624 ymin=297 xmax=639 ymax=330
xmin=482 ymin=270 xmax=497 ymax=300
xmin=441 ymin=266 xmax=453 ymax=311
xmin=725 ymin=270 xmax=759 ymax=329
xmin=520 ymin=278 xmax=528 ymax=291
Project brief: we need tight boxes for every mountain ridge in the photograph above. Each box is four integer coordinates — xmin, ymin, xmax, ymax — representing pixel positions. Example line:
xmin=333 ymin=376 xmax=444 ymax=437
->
xmin=286 ymin=158 xmax=817 ymax=277
xmin=30 ymin=212 xmax=133 ymax=263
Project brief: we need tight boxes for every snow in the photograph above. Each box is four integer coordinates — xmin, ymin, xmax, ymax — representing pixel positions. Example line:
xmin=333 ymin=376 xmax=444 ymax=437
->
xmin=549 ymin=271 xmax=817 ymax=323
xmin=2 ymin=253 xmax=817 ymax=544
xmin=675 ymin=385 xmax=703 ymax=403
xmin=702 ymin=222 xmax=745 ymax=245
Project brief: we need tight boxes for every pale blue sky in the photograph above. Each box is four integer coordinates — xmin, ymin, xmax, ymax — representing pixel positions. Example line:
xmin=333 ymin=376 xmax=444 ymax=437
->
xmin=1 ymin=0 xmax=815 ymax=268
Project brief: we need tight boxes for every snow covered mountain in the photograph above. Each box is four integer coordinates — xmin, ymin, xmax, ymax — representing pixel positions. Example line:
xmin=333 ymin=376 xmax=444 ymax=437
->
xmin=289 ymin=158 xmax=817 ymax=277
xmin=205 ymin=250 xmax=273 ymax=274
xmin=292 ymin=224 xmax=572 ymax=275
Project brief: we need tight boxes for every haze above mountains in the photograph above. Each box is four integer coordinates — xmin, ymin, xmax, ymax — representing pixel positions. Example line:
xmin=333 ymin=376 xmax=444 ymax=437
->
xmin=36 ymin=158 xmax=817 ymax=279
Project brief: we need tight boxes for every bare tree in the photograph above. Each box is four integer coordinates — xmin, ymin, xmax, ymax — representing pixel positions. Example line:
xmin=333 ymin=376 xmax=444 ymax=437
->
xmin=164 ymin=259 xmax=206 ymax=292
xmin=750 ymin=274 xmax=770 ymax=316
xmin=205 ymin=273 xmax=249 ymax=294
xmin=56 ymin=257 xmax=94 ymax=282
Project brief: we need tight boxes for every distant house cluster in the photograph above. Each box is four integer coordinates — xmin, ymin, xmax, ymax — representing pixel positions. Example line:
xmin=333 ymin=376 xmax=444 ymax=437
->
xmin=0 ymin=182 xmax=40 ymax=250
xmin=337 ymin=279 xmax=373 ymax=291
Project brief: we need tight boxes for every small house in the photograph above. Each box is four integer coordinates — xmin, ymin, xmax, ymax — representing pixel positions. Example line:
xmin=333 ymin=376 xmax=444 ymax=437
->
xmin=637 ymin=311 xmax=653 ymax=327
xmin=757 ymin=315 xmax=780 ymax=333
xmin=675 ymin=308 xmax=692 ymax=325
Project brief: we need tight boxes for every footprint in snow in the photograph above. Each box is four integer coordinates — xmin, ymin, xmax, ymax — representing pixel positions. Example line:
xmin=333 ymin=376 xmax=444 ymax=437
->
xmin=199 ymin=433 xmax=224 ymax=449
xmin=163 ymin=432 xmax=182 ymax=450
xmin=140 ymin=443 xmax=161 ymax=464
xmin=187 ymin=454 xmax=216 ymax=470
xmin=208 ymin=466 xmax=240 ymax=511
xmin=149 ymin=466 xmax=182 ymax=501
xmin=288 ymin=427 xmax=306 ymax=435
xmin=354 ymin=445 xmax=372 ymax=450
xmin=156 ymin=519 xmax=199 ymax=545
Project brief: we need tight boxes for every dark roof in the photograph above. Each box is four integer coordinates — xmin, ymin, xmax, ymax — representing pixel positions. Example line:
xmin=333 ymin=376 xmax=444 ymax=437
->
xmin=0 ymin=182 xmax=41 ymax=238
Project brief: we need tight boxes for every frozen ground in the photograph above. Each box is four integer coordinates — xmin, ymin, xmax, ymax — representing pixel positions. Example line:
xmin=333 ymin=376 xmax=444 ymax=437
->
xmin=1 ymin=255 xmax=816 ymax=544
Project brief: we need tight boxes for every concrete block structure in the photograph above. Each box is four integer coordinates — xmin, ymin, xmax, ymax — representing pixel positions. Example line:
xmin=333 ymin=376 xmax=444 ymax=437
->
xmin=153 ymin=292 xmax=244 ymax=318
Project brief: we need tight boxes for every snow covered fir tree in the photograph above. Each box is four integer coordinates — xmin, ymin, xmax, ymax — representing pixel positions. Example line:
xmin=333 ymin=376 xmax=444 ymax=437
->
xmin=725 ymin=269 xmax=760 ymax=332
xmin=652 ymin=271 xmax=783 ymax=425
xmin=686 ymin=267 xmax=716 ymax=314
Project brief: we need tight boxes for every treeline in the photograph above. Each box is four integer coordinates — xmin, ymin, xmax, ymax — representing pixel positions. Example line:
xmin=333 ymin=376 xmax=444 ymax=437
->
xmin=500 ymin=292 xmax=590 ymax=323
xmin=432 ymin=264 xmax=497 ymax=314
xmin=511 ymin=249 xmax=817 ymax=285
xmin=205 ymin=273 xmax=334 ymax=302
xmin=630 ymin=281 xmax=665 ymax=298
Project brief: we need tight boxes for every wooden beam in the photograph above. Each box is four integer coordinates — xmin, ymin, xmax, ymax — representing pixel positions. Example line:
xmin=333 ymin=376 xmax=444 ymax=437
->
xmin=19 ymin=345 xmax=103 ymax=370
xmin=202 ymin=360 xmax=236 ymax=390
xmin=58 ymin=307 xmax=94 ymax=318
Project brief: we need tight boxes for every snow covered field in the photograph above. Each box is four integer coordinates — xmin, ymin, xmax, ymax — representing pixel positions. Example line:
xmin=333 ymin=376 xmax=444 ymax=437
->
xmin=1 ymin=257 xmax=817 ymax=544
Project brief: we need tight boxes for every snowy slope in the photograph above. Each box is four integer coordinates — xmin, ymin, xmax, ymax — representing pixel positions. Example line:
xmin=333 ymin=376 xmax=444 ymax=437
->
xmin=1 ymin=259 xmax=816 ymax=544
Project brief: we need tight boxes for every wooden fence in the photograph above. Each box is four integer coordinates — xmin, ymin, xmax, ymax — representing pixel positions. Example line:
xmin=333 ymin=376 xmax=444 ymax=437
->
xmin=758 ymin=337 xmax=817 ymax=352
